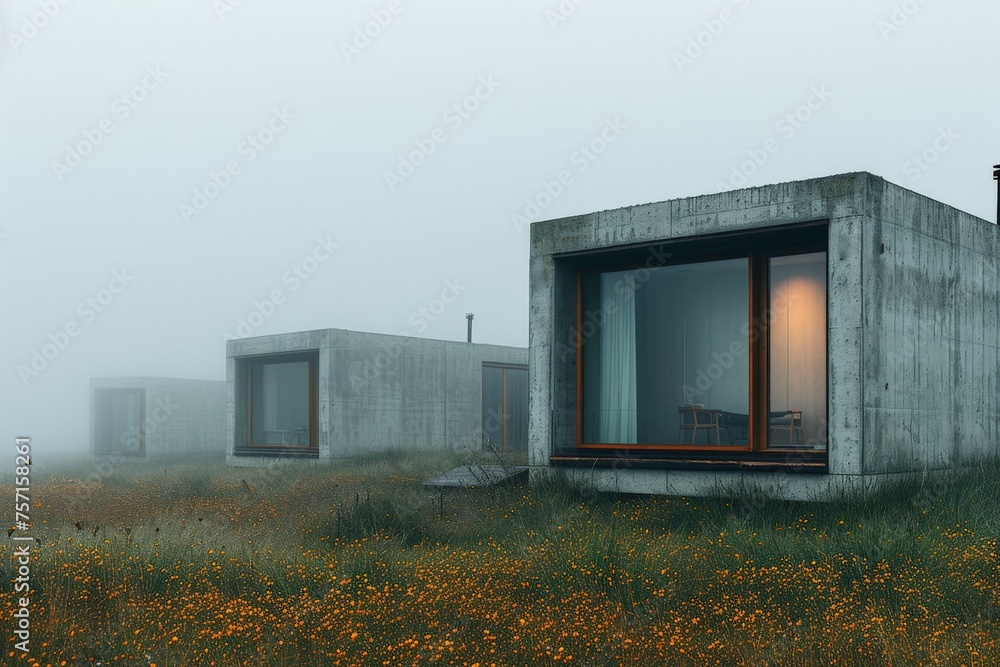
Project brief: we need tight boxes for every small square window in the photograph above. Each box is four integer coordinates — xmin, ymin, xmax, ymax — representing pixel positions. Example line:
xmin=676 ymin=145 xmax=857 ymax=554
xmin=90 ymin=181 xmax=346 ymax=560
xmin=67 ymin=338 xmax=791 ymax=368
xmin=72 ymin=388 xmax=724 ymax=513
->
xmin=237 ymin=352 xmax=319 ymax=455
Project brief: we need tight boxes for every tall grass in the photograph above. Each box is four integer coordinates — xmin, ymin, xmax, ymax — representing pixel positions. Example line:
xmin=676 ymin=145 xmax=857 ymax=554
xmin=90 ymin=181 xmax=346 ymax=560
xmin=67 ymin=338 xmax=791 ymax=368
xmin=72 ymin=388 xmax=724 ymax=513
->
xmin=1 ymin=454 xmax=997 ymax=665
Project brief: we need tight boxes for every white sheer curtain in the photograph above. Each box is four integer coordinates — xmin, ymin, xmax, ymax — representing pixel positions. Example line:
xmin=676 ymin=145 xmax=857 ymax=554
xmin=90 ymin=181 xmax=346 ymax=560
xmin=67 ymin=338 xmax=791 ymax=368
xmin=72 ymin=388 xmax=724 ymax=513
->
xmin=599 ymin=273 xmax=637 ymax=443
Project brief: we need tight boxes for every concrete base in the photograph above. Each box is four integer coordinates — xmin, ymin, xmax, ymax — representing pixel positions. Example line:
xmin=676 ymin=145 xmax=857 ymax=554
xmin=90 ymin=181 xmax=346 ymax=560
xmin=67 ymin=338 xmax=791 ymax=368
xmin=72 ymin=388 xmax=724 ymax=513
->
xmin=423 ymin=465 xmax=528 ymax=489
xmin=531 ymin=465 xmax=955 ymax=502
xmin=226 ymin=454 xmax=336 ymax=468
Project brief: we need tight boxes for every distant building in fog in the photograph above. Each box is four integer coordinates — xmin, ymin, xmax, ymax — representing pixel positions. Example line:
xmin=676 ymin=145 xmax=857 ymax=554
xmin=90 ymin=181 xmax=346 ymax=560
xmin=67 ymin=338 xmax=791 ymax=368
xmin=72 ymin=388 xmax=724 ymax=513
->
xmin=225 ymin=329 xmax=527 ymax=467
xmin=90 ymin=377 xmax=225 ymax=462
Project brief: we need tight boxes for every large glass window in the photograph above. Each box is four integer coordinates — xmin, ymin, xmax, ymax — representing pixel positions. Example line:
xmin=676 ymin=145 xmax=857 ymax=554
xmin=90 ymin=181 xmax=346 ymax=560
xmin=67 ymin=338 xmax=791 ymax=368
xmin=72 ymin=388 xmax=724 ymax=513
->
xmin=581 ymin=259 xmax=749 ymax=446
xmin=577 ymin=241 xmax=827 ymax=454
xmin=247 ymin=353 xmax=318 ymax=449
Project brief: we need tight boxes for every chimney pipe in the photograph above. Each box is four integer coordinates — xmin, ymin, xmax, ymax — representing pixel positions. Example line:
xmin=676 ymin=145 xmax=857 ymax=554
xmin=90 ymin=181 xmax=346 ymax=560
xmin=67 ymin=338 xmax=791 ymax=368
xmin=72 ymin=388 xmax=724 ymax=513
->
xmin=994 ymin=164 xmax=1000 ymax=225
xmin=466 ymin=313 xmax=474 ymax=343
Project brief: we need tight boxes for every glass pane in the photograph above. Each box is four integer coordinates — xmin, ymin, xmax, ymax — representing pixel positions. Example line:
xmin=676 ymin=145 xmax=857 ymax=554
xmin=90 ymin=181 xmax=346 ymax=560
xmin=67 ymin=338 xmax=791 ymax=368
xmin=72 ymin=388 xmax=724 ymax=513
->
xmin=97 ymin=390 xmax=143 ymax=452
xmin=251 ymin=361 xmax=311 ymax=445
xmin=481 ymin=366 xmax=504 ymax=449
xmin=505 ymin=367 xmax=529 ymax=451
xmin=482 ymin=366 xmax=528 ymax=452
xmin=769 ymin=252 xmax=827 ymax=449
xmin=582 ymin=258 xmax=750 ymax=445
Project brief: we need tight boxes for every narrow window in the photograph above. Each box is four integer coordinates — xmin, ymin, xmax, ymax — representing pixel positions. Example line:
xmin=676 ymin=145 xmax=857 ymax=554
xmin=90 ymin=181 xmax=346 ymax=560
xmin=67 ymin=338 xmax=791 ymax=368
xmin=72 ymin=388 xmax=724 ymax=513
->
xmin=768 ymin=251 xmax=827 ymax=450
xmin=482 ymin=363 xmax=529 ymax=452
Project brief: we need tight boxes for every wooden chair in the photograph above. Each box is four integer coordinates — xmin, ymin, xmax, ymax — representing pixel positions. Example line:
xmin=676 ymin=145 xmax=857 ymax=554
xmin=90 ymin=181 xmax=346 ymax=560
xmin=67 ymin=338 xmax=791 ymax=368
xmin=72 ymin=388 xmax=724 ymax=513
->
xmin=769 ymin=410 xmax=803 ymax=445
xmin=677 ymin=405 xmax=722 ymax=445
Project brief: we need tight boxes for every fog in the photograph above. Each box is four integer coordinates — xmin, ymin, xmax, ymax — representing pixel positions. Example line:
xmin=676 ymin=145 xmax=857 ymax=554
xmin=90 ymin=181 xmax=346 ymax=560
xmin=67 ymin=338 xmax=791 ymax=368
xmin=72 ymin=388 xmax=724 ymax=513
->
xmin=2 ymin=0 xmax=998 ymax=464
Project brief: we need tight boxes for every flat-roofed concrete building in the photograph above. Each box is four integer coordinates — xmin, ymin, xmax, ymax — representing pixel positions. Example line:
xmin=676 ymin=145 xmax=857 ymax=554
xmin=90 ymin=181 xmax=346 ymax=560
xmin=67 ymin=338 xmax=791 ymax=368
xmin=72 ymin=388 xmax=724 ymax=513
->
xmin=226 ymin=329 xmax=527 ymax=466
xmin=528 ymin=172 xmax=999 ymax=499
xmin=90 ymin=377 xmax=226 ymax=462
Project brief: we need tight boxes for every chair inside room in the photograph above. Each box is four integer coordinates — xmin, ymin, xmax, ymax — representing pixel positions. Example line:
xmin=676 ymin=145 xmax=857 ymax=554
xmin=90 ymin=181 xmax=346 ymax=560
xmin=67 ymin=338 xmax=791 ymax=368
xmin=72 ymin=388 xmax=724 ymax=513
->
xmin=677 ymin=405 xmax=722 ymax=445
xmin=769 ymin=410 xmax=804 ymax=446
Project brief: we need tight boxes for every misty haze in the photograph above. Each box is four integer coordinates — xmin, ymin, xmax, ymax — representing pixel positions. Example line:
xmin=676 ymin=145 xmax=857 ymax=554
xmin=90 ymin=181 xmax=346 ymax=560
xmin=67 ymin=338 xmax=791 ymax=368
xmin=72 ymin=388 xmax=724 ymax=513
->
xmin=2 ymin=1 xmax=999 ymax=665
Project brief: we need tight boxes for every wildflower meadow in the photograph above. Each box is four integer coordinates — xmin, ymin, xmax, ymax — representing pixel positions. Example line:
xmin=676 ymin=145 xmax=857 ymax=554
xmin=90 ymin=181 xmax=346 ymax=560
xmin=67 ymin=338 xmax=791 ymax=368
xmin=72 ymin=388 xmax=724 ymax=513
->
xmin=1 ymin=453 xmax=997 ymax=666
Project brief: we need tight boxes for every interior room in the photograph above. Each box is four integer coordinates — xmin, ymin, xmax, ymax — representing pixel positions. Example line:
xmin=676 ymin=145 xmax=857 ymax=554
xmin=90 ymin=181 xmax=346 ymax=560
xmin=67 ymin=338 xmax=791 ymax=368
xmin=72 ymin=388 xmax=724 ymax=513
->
xmin=579 ymin=252 xmax=827 ymax=449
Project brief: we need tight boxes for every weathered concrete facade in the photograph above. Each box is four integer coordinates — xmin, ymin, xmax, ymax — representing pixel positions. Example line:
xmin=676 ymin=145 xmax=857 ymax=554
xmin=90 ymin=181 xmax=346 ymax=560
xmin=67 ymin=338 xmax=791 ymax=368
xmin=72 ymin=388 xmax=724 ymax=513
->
xmin=529 ymin=172 xmax=1000 ymax=499
xmin=226 ymin=329 xmax=527 ymax=466
xmin=90 ymin=377 xmax=226 ymax=462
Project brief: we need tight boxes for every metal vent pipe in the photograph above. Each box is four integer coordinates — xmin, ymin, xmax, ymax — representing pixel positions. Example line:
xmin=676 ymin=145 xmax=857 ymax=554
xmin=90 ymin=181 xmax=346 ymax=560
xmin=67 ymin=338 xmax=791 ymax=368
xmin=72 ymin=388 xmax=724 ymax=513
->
xmin=994 ymin=164 xmax=1000 ymax=224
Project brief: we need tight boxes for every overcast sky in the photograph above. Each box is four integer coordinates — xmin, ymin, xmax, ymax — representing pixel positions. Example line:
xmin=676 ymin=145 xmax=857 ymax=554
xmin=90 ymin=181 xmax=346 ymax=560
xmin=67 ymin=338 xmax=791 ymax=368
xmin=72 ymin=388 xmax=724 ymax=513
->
xmin=2 ymin=0 xmax=998 ymax=458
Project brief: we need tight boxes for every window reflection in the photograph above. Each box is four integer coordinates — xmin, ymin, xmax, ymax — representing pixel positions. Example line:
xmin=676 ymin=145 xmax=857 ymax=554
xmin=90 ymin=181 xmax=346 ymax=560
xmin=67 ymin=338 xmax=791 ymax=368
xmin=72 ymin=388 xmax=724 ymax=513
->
xmin=769 ymin=252 xmax=827 ymax=449
xmin=582 ymin=258 xmax=750 ymax=445
xmin=250 ymin=360 xmax=311 ymax=446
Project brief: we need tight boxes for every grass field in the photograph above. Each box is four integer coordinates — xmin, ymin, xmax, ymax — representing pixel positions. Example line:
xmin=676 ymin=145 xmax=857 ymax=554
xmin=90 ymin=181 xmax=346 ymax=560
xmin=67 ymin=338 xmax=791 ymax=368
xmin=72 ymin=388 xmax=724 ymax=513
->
xmin=1 ymin=452 xmax=998 ymax=666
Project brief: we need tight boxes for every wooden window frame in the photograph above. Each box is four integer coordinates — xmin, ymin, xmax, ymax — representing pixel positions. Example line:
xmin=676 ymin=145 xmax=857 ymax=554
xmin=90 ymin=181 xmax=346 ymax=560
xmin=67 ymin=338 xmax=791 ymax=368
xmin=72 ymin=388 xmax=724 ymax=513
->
xmin=241 ymin=351 xmax=319 ymax=454
xmin=483 ymin=362 xmax=529 ymax=452
xmin=573 ymin=223 xmax=827 ymax=458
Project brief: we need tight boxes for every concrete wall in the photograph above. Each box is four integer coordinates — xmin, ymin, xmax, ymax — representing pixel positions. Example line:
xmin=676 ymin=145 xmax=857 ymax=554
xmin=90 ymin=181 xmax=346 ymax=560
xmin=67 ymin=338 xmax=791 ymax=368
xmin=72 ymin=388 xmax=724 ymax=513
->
xmin=862 ymin=180 xmax=1000 ymax=474
xmin=90 ymin=377 xmax=226 ymax=462
xmin=529 ymin=172 xmax=1000 ymax=499
xmin=226 ymin=329 xmax=330 ymax=463
xmin=227 ymin=329 xmax=527 ymax=466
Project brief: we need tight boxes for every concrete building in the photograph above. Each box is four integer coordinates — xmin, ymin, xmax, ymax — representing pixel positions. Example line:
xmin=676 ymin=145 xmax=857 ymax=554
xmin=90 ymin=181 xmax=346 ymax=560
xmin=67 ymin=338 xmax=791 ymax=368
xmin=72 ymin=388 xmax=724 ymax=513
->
xmin=528 ymin=172 xmax=1000 ymax=499
xmin=90 ymin=377 xmax=226 ymax=462
xmin=226 ymin=329 xmax=527 ymax=466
